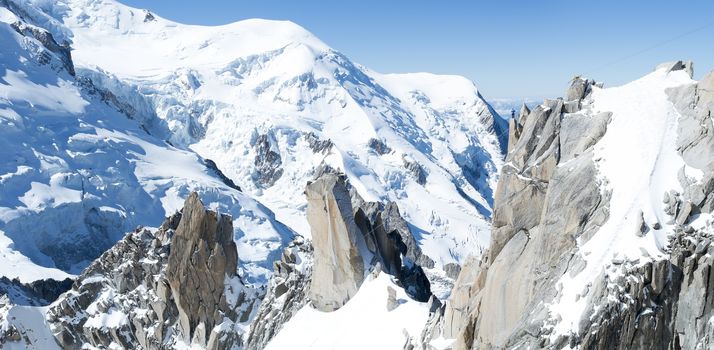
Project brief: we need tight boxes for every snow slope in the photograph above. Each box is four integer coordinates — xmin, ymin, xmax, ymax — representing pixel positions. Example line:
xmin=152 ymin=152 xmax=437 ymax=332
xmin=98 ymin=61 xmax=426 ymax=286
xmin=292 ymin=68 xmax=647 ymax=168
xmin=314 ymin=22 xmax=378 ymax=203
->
xmin=0 ymin=304 xmax=60 ymax=350
xmin=548 ymin=67 xmax=697 ymax=337
xmin=266 ymin=273 xmax=430 ymax=350
xmin=0 ymin=2 xmax=292 ymax=286
xmin=48 ymin=0 xmax=507 ymax=271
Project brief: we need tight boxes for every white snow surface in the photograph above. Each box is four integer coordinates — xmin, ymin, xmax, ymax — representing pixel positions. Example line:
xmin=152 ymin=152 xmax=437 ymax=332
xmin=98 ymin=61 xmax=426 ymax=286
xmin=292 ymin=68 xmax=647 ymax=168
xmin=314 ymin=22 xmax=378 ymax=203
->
xmin=548 ymin=67 xmax=695 ymax=338
xmin=0 ymin=304 xmax=61 ymax=350
xmin=266 ymin=273 xmax=430 ymax=350
xmin=48 ymin=0 xmax=506 ymax=270
xmin=0 ymin=4 xmax=292 ymax=285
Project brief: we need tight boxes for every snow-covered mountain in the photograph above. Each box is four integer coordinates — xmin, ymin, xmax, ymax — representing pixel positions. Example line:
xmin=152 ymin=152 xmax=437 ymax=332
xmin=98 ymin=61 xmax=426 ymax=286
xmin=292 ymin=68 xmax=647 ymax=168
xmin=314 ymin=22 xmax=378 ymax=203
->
xmin=56 ymin=0 xmax=508 ymax=274
xmin=0 ymin=0 xmax=506 ymax=286
xmin=4 ymin=0 xmax=712 ymax=349
xmin=0 ymin=1 xmax=293 ymax=289
xmin=0 ymin=0 xmax=508 ymax=348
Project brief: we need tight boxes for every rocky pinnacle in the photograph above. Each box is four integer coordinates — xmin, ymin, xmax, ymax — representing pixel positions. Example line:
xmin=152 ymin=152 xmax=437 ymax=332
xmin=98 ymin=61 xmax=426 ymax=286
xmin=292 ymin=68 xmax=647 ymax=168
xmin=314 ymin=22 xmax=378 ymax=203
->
xmin=166 ymin=192 xmax=239 ymax=347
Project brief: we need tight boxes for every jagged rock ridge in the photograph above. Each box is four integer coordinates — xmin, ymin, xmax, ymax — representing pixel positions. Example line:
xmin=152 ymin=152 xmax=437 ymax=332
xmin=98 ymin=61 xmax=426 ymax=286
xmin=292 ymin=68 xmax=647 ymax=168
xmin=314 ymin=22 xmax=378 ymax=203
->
xmin=44 ymin=193 xmax=259 ymax=350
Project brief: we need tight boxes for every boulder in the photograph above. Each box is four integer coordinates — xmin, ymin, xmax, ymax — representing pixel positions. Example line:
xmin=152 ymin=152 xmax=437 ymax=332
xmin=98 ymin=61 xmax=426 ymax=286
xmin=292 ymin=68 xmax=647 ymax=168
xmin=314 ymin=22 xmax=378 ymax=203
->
xmin=636 ymin=211 xmax=649 ymax=237
xmin=675 ymin=201 xmax=693 ymax=226
xmin=566 ymin=77 xmax=590 ymax=101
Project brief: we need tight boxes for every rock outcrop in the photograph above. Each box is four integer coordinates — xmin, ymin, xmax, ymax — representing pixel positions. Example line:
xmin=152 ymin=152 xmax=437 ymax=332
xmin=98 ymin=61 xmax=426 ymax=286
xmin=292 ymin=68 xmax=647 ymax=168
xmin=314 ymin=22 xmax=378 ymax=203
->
xmin=245 ymin=171 xmax=435 ymax=347
xmin=204 ymin=158 xmax=242 ymax=192
xmin=47 ymin=221 xmax=177 ymax=349
xmin=253 ymin=133 xmax=284 ymax=187
xmin=304 ymin=132 xmax=334 ymax=153
xmin=306 ymin=173 xmax=368 ymax=311
xmin=165 ymin=192 xmax=241 ymax=347
xmin=422 ymin=76 xmax=609 ymax=349
xmin=306 ymin=172 xmax=434 ymax=309
xmin=403 ymin=157 xmax=428 ymax=185
xmin=46 ymin=193 xmax=258 ymax=349
xmin=368 ymin=138 xmax=393 ymax=155
xmin=506 ymin=103 xmax=531 ymax=151
xmin=575 ymin=224 xmax=714 ymax=350
xmin=0 ymin=277 xmax=73 ymax=306
xmin=657 ymin=60 xmax=694 ymax=78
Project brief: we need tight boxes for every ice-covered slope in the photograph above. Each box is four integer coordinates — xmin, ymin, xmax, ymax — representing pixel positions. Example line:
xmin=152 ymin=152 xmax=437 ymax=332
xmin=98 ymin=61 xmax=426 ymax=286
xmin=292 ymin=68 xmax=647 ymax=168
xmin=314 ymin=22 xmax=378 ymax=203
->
xmin=0 ymin=1 xmax=291 ymax=287
xmin=266 ymin=273 xmax=430 ymax=350
xmin=50 ymin=0 xmax=507 ymax=272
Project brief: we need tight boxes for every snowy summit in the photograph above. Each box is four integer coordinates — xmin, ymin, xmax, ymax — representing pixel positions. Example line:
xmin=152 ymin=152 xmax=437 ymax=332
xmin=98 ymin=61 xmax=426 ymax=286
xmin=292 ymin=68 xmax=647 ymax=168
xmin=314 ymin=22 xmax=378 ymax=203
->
xmin=1 ymin=1 xmax=713 ymax=350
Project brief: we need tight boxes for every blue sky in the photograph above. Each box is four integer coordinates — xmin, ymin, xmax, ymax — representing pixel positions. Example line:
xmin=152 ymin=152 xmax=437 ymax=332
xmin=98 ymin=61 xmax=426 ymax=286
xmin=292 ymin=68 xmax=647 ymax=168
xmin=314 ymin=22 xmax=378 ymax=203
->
xmin=121 ymin=0 xmax=714 ymax=100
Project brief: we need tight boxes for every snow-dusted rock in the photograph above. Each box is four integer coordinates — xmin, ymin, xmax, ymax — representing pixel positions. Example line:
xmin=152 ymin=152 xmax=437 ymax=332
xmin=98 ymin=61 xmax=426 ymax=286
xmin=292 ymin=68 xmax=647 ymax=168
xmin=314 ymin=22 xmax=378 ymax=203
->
xmin=245 ymin=238 xmax=313 ymax=350
xmin=575 ymin=224 xmax=714 ymax=350
xmin=253 ymin=133 xmax=284 ymax=188
xmin=46 ymin=193 xmax=260 ymax=349
xmin=165 ymin=192 xmax=243 ymax=347
xmin=0 ymin=277 xmax=72 ymax=307
xmin=423 ymin=65 xmax=714 ymax=349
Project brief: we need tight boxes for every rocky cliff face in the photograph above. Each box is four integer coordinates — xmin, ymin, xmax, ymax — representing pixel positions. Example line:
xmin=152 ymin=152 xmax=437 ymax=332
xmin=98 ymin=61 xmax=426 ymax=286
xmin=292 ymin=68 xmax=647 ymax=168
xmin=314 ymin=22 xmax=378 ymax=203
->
xmin=425 ymin=81 xmax=611 ymax=349
xmin=0 ymin=277 xmax=73 ymax=307
xmin=305 ymin=173 xmax=368 ymax=311
xmin=421 ymin=62 xmax=714 ymax=350
xmin=44 ymin=193 xmax=259 ymax=350
xmin=307 ymin=172 xmax=434 ymax=307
